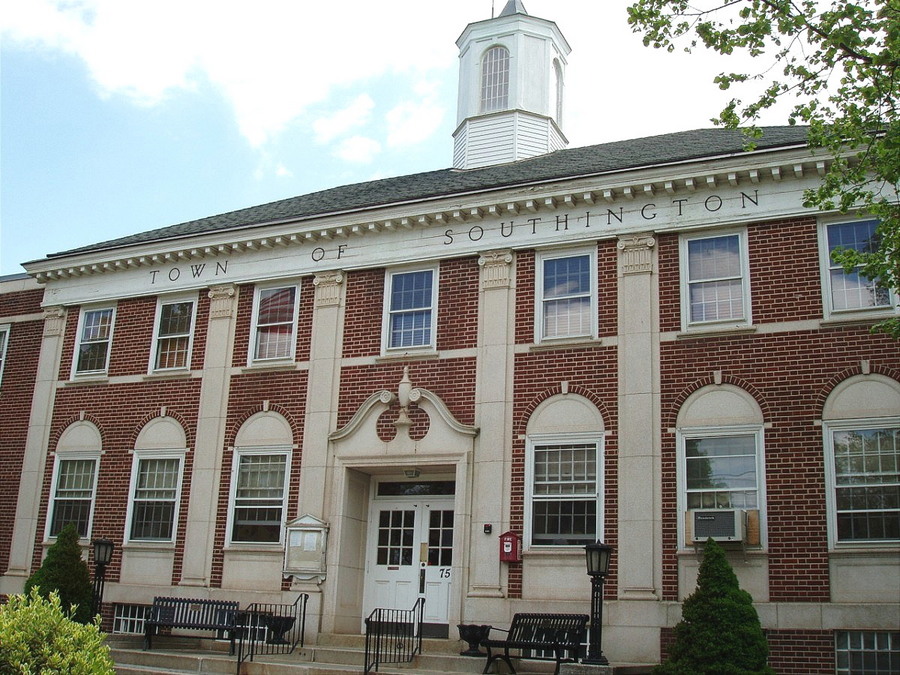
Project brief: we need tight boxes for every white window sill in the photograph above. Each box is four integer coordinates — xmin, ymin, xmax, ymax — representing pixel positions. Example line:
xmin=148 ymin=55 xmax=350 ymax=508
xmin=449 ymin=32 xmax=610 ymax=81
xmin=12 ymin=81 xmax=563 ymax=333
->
xmin=242 ymin=361 xmax=298 ymax=373
xmin=143 ymin=370 xmax=194 ymax=381
xmin=677 ymin=324 xmax=757 ymax=340
xmin=820 ymin=310 xmax=898 ymax=327
xmin=530 ymin=337 xmax=603 ymax=351
xmin=65 ymin=374 xmax=110 ymax=386
xmin=377 ymin=349 xmax=440 ymax=363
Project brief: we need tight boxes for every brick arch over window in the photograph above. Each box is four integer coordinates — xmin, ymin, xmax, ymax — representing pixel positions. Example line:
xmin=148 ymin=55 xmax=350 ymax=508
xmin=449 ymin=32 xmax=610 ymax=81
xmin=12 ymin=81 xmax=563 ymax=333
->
xmin=815 ymin=364 xmax=900 ymax=415
xmin=664 ymin=375 xmax=770 ymax=430
xmin=129 ymin=409 xmax=192 ymax=449
xmin=225 ymin=404 xmax=299 ymax=448
xmin=51 ymin=413 xmax=105 ymax=450
xmin=515 ymin=385 xmax=609 ymax=436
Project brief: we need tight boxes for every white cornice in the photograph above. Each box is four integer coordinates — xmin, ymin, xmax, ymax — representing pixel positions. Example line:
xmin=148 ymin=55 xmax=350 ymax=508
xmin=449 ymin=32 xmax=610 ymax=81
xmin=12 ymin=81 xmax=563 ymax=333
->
xmin=26 ymin=148 xmax=833 ymax=285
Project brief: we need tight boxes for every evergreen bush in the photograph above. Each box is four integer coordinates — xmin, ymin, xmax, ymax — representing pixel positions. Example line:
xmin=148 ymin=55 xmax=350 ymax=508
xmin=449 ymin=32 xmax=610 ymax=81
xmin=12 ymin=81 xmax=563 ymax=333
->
xmin=0 ymin=587 xmax=115 ymax=674
xmin=656 ymin=538 xmax=774 ymax=675
xmin=24 ymin=523 xmax=95 ymax=624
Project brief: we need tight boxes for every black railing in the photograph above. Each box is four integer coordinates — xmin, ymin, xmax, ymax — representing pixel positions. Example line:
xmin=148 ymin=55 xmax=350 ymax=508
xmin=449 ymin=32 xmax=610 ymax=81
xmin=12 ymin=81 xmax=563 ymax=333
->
xmin=363 ymin=598 xmax=425 ymax=674
xmin=235 ymin=593 xmax=308 ymax=674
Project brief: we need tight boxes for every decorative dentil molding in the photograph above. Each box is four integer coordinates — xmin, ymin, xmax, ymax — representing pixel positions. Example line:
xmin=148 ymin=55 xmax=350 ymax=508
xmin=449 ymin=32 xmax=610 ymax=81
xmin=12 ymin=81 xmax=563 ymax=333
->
xmin=617 ymin=234 xmax=656 ymax=275
xmin=478 ymin=250 xmax=514 ymax=289
xmin=313 ymin=271 xmax=345 ymax=308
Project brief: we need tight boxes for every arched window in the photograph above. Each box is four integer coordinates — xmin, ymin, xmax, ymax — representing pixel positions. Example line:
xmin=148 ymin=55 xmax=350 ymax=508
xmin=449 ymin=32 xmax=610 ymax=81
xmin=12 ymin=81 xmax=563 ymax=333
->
xmin=822 ymin=374 xmax=900 ymax=545
xmin=481 ymin=46 xmax=509 ymax=113
xmin=47 ymin=420 xmax=103 ymax=538
xmin=552 ymin=59 xmax=563 ymax=124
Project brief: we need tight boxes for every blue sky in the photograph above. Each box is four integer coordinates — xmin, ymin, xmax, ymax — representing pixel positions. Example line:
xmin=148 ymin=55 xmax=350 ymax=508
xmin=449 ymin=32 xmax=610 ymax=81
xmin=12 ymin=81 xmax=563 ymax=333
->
xmin=0 ymin=0 xmax=779 ymax=276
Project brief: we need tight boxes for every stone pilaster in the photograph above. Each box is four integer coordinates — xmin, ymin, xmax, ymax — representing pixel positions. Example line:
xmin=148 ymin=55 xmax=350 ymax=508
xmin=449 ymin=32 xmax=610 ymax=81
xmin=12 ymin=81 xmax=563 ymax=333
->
xmin=180 ymin=284 xmax=236 ymax=586
xmin=615 ymin=234 xmax=661 ymax=600
xmin=469 ymin=250 xmax=516 ymax=600
xmin=2 ymin=307 xmax=67 ymax=592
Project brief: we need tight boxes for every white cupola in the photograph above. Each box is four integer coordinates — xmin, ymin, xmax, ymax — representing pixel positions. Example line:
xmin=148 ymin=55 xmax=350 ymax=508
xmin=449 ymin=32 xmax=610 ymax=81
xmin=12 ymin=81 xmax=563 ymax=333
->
xmin=453 ymin=0 xmax=571 ymax=170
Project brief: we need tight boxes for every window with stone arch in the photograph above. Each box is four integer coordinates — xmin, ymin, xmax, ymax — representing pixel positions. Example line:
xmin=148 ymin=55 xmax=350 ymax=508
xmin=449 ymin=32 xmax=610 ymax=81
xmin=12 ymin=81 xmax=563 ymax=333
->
xmin=822 ymin=374 xmax=900 ymax=546
xmin=227 ymin=411 xmax=293 ymax=545
xmin=46 ymin=420 xmax=103 ymax=539
xmin=525 ymin=393 xmax=604 ymax=548
xmin=125 ymin=416 xmax=187 ymax=543
xmin=481 ymin=45 xmax=510 ymax=113
xmin=675 ymin=384 xmax=767 ymax=549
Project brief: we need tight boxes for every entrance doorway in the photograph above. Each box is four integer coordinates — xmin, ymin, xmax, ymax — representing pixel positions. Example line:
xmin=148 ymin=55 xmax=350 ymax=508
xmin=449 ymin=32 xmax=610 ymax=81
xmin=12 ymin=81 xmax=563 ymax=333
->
xmin=362 ymin=480 xmax=454 ymax=637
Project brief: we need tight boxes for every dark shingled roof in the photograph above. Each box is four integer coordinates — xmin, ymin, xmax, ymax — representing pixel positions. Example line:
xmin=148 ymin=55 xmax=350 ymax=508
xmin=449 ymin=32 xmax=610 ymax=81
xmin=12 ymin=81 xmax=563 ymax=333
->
xmin=49 ymin=126 xmax=809 ymax=259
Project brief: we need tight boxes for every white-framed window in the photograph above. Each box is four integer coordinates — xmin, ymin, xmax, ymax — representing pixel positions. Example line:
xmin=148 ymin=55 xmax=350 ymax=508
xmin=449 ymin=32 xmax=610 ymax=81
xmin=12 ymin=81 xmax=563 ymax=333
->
xmin=536 ymin=248 xmax=597 ymax=342
xmin=150 ymin=295 xmax=196 ymax=372
xmin=73 ymin=306 xmax=115 ymax=376
xmin=481 ymin=45 xmax=510 ymax=113
xmin=227 ymin=449 xmax=290 ymax=544
xmin=0 ymin=324 xmax=9 ymax=385
xmin=677 ymin=426 xmax=765 ymax=548
xmin=821 ymin=219 xmax=896 ymax=317
xmin=824 ymin=420 xmax=900 ymax=545
xmin=680 ymin=230 xmax=751 ymax=329
xmin=383 ymin=267 xmax=437 ymax=352
xmin=125 ymin=451 xmax=184 ymax=542
xmin=249 ymin=283 xmax=299 ymax=364
xmin=525 ymin=434 xmax=602 ymax=547
xmin=47 ymin=454 xmax=100 ymax=538
xmin=835 ymin=630 xmax=900 ymax=674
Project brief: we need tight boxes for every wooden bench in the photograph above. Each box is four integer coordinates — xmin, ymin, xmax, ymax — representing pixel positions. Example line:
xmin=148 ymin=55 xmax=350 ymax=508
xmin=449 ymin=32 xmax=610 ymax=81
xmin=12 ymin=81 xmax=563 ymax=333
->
xmin=144 ymin=596 xmax=241 ymax=653
xmin=481 ymin=612 xmax=589 ymax=674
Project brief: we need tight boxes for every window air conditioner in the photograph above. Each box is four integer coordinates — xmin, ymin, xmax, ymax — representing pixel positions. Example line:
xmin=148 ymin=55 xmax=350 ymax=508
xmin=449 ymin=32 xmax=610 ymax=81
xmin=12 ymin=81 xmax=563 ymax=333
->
xmin=689 ymin=509 xmax=744 ymax=543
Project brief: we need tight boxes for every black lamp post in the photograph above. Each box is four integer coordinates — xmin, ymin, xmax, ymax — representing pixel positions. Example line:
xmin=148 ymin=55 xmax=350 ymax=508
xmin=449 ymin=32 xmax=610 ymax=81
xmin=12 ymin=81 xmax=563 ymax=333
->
xmin=583 ymin=540 xmax=613 ymax=665
xmin=90 ymin=538 xmax=114 ymax=618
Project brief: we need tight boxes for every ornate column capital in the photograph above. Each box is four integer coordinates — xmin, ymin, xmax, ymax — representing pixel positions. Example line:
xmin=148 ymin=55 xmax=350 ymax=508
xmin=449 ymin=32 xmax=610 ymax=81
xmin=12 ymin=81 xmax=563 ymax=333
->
xmin=42 ymin=307 xmax=66 ymax=337
xmin=478 ymin=250 xmax=514 ymax=289
xmin=617 ymin=234 xmax=656 ymax=275
xmin=208 ymin=284 xmax=237 ymax=319
xmin=313 ymin=271 xmax=344 ymax=308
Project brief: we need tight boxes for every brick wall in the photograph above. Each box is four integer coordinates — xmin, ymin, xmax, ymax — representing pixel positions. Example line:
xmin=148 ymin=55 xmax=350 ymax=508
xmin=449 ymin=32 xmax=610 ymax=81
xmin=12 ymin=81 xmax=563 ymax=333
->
xmin=657 ymin=223 xmax=900 ymax=601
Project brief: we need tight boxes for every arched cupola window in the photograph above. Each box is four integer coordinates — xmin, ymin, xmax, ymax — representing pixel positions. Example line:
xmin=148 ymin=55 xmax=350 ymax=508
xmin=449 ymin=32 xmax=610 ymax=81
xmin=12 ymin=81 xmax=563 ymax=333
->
xmin=481 ymin=46 xmax=510 ymax=112
xmin=552 ymin=59 xmax=564 ymax=124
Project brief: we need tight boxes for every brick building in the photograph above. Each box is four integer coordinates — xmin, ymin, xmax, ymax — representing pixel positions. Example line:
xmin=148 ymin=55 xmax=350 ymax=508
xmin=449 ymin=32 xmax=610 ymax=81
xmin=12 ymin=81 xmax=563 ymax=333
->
xmin=1 ymin=2 xmax=898 ymax=672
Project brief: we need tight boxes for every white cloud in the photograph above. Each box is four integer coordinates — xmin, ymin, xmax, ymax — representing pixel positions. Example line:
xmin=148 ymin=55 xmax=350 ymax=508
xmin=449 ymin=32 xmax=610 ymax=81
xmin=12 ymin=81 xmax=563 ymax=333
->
xmin=334 ymin=136 xmax=381 ymax=164
xmin=385 ymin=81 xmax=445 ymax=149
xmin=313 ymin=95 xmax=375 ymax=144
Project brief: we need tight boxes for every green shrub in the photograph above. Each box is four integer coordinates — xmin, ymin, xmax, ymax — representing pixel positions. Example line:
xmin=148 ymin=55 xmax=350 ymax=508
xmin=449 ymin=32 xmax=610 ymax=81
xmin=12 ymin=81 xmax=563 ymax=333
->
xmin=0 ymin=587 xmax=114 ymax=674
xmin=656 ymin=538 xmax=774 ymax=675
xmin=24 ymin=523 xmax=94 ymax=624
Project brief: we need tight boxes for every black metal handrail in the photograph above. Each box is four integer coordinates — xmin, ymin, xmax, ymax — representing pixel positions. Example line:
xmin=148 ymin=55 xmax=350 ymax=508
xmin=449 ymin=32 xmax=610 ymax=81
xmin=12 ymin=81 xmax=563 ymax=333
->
xmin=235 ymin=593 xmax=309 ymax=674
xmin=363 ymin=598 xmax=425 ymax=674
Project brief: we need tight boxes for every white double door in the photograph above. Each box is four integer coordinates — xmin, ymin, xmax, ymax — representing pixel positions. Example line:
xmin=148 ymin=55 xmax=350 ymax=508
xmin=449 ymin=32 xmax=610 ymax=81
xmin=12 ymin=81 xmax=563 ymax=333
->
xmin=362 ymin=497 xmax=454 ymax=629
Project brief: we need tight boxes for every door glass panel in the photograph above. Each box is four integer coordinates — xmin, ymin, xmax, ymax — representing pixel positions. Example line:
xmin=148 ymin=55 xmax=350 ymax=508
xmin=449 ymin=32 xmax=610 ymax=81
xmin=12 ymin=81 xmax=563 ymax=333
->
xmin=427 ymin=510 xmax=453 ymax=567
xmin=376 ymin=509 xmax=415 ymax=566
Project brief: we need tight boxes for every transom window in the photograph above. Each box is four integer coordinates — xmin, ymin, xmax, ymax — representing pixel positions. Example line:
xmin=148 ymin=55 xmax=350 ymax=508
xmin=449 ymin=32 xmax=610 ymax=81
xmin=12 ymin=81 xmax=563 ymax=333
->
xmin=385 ymin=268 xmax=437 ymax=351
xmin=229 ymin=451 xmax=289 ymax=544
xmin=0 ymin=324 xmax=9 ymax=385
xmin=824 ymin=220 xmax=894 ymax=313
xmin=527 ymin=437 xmax=601 ymax=546
xmin=74 ymin=307 xmax=115 ymax=375
xmin=682 ymin=232 xmax=750 ymax=327
xmin=481 ymin=46 xmax=509 ymax=112
xmin=827 ymin=424 xmax=900 ymax=543
xmin=537 ymin=249 xmax=596 ymax=342
xmin=128 ymin=455 xmax=183 ymax=541
xmin=152 ymin=297 xmax=196 ymax=371
xmin=49 ymin=457 xmax=99 ymax=537
xmin=250 ymin=284 xmax=299 ymax=362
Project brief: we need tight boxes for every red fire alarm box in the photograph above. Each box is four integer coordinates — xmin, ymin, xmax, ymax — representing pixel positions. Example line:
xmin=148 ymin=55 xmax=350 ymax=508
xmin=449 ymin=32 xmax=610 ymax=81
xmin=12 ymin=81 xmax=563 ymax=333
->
xmin=499 ymin=531 xmax=521 ymax=563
